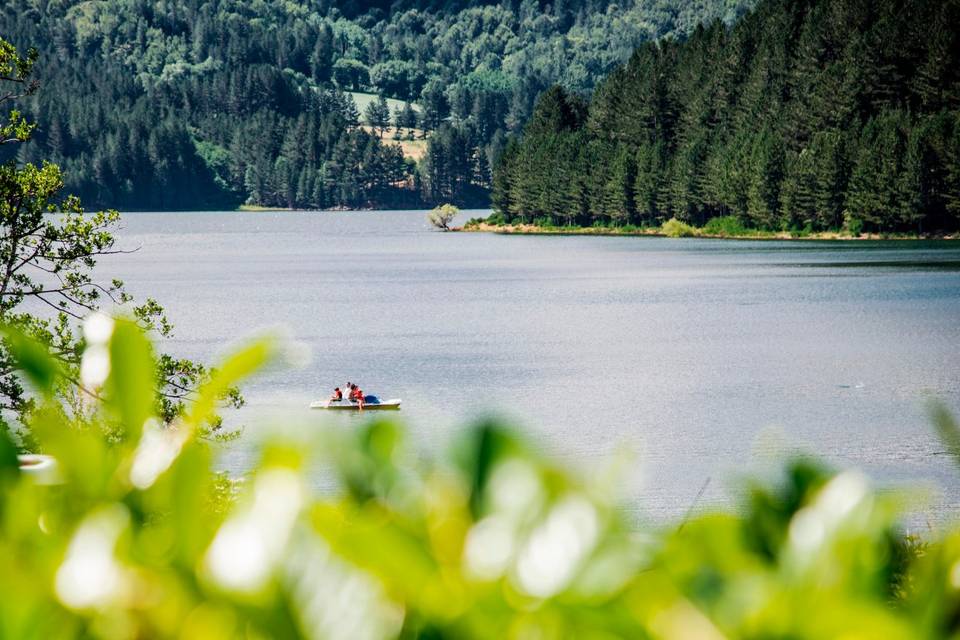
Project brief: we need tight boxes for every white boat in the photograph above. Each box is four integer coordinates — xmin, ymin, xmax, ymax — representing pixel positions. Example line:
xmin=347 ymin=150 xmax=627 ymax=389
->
xmin=309 ymin=398 xmax=402 ymax=411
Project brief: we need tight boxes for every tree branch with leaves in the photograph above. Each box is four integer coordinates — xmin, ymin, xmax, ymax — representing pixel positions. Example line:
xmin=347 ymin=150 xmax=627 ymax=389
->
xmin=0 ymin=36 xmax=240 ymax=444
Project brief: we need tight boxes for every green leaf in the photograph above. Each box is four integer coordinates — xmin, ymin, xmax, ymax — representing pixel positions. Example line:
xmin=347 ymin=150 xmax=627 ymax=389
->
xmin=187 ymin=337 xmax=275 ymax=429
xmin=104 ymin=319 xmax=156 ymax=439
xmin=1 ymin=325 xmax=62 ymax=397
xmin=0 ymin=426 xmax=19 ymax=483
xmin=454 ymin=420 xmax=524 ymax=518
xmin=931 ymin=402 xmax=960 ymax=471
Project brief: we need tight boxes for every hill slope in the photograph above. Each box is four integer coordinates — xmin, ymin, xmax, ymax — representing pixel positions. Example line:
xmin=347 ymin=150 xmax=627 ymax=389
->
xmin=494 ymin=0 xmax=960 ymax=233
xmin=0 ymin=0 xmax=751 ymax=210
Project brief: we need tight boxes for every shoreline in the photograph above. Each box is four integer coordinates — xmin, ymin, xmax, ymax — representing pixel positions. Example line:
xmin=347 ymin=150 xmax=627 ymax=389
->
xmin=237 ymin=204 xmax=294 ymax=212
xmin=458 ymin=222 xmax=959 ymax=242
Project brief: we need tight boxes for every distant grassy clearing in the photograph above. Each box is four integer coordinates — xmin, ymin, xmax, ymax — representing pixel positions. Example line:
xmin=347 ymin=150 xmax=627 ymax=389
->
xmin=347 ymin=91 xmax=421 ymax=114
xmin=359 ymin=125 xmax=429 ymax=161
xmin=350 ymin=93 xmax=428 ymax=161
xmin=395 ymin=137 xmax=428 ymax=161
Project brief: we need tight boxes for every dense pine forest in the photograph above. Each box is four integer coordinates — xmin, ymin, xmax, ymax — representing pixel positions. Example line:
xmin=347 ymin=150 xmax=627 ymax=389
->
xmin=493 ymin=0 xmax=960 ymax=233
xmin=0 ymin=0 xmax=750 ymax=211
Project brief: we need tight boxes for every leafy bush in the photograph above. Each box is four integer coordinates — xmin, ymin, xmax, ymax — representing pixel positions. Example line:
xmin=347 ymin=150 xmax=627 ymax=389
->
xmin=845 ymin=213 xmax=865 ymax=237
xmin=2 ymin=320 xmax=960 ymax=638
xmin=427 ymin=203 xmax=459 ymax=230
xmin=532 ymin=216 xmax=555 ymax=228
xmin=702 ymin=215 xmax=751 ymax=237
xmin=484 ymin=211 xmax=506 ymax=226
xmin=661 ymin=217 xmax=698 ymax=237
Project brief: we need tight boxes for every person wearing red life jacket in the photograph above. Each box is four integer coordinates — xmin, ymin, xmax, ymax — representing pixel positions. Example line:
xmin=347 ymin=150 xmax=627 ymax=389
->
xmin=330 ymin=387 xmax=343 ymax=402
xmin=354 ymin=386 xmax=365 ymax=411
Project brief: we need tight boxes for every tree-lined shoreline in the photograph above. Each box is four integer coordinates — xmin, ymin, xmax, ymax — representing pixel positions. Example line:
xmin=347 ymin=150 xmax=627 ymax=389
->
xmin=460 ymin=219 xmax=960 ymax=241
xmin=492 ymin=0 xmax=960 ymax=236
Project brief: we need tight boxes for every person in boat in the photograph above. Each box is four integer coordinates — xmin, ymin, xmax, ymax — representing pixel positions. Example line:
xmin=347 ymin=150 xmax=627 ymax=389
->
xmin=348 ymin=383 xmax=365 ymax=402
xmin=352 ymin=384 xmax=365 ymax=411
xmin=330 ymin=387 xmax=343 ymax=402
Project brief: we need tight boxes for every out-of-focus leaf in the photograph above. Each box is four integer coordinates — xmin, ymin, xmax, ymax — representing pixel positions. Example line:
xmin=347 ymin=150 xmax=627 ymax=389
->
xmin=744 ymin=459 xmax=831 ymax=562
xmin=336 ymin=420 xmax=411 ymax=503
xmin=1 ymin=319 xmax=958 ymax=639
xmin=903 ymin=529 xmax=960 ymax=636
xmin=2 ymin=325 xmax=62 ymax=397
xmin=187 ymin=337 xmax=275 ymax=429
xmin=453 ymin=420 xmax=524 ymax=518
xmin=169 ymin=443 xmax=217 ymax=560
xmin=104 ymin=319 xmax=156 ymax=440
xmin=0 ymin=426 xmax=19 ymax=488
xmin=309 ymin=501 xmax=452 ymax=616
xmin=931 ymin=401 xmax=960 ymax=470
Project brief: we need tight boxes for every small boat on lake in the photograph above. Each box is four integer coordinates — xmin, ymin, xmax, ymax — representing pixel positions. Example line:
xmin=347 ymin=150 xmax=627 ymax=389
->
xmin=310 ymin=398 xmax=402 ymax=411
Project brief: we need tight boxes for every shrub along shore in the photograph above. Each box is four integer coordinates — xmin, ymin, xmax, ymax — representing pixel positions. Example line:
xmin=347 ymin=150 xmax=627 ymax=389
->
xmin=460 ymin=216 xmax=960 ymax=241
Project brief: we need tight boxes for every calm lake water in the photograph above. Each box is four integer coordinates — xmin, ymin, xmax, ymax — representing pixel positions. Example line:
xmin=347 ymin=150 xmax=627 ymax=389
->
xmin=101 ymin=210 xmax=960 ymax=526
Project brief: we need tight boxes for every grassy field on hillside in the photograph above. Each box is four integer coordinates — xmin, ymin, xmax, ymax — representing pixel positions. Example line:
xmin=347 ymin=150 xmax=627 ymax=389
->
xmin=358 ymin=124 xmax=429 ymax=161
xmin=350 ymin=93 xmax=428 ymax=161
xmin=347 ymin=91 xmax=421 ymax=115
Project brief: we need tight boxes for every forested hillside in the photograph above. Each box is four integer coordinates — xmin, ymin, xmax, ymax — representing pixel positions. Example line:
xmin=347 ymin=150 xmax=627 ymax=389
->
xmin=0 ymin=0 xmax=750 ymax=210
xmin=494 ymin=0 xmax=960 ymax=233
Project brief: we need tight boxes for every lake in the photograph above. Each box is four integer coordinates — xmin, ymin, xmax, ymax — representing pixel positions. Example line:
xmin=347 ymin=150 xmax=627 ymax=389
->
xmin=101 ymin=210 xmax=960 ymax=527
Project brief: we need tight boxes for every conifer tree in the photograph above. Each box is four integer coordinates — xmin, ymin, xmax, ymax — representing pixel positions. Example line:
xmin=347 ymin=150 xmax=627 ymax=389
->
xmin=365 ymin=95 xmax=392 ymax=139
xmin=604 ymin=145 xmax=635 ymax=225
xmin=496 ymin=0 xmax=960 ymax=234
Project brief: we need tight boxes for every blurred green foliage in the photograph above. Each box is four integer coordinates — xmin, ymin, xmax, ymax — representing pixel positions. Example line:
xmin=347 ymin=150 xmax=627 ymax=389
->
xmin=1 ymin=319 xmax=959 ymax=639
xmin=0 ymin=38 xmax=242 ymax=443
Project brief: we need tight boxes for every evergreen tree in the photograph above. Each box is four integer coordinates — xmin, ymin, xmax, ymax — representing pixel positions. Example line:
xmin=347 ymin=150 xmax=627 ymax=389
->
xmin=496 ymin=0 xmax=960 ymax=234
xmin=746 ymin=128 xmax=785 ymax=229
xmin=399 ymin=101 xmax=418 ymax=131
xmin=364 ymin=95 xmax=392 ymax=139
xmin=810 ymin=131 xmax=850 ymax=230
xmin=633 ymin=142 xmax=665 ymax=224
xmin=603 ymin=145 xmax=635 ymax=225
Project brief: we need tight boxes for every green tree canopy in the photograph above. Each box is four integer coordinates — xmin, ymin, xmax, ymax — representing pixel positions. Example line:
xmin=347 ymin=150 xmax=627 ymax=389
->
xmin=0 ymin=0 xmax=755 ymax=210
xmin=364 ymin=95 xmax=393 ymax=139
xmin=0 ymin=37 xmax=239 ymax=443
xmin=495 ymin=0 xmax=960 ymax=234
